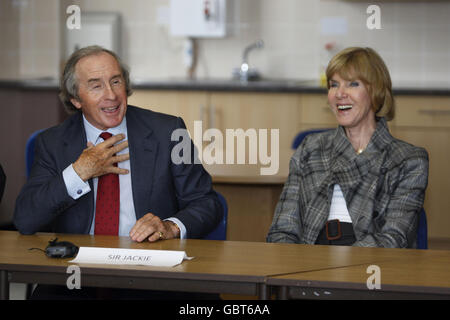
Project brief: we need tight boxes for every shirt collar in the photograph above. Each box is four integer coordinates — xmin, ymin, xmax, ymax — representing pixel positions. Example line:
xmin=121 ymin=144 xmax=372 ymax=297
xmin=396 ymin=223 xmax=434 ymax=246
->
xmin=82 ymin=115 xmax=128 ymax=145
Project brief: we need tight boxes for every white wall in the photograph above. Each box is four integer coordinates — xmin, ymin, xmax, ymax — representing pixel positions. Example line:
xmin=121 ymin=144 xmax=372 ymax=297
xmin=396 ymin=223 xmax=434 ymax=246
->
xmin=1 ymin=0 xmax=449 ymax=87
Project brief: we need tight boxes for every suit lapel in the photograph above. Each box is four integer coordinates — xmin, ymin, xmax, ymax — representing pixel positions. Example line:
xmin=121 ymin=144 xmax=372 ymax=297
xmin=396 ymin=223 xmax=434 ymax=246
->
xmin=62 ymin=112 xmax=87 ymax=165
xmin=61 ymin=112 xmax=94 ymax=232
xmin=126 ymin=107 xmax=159 ymax=219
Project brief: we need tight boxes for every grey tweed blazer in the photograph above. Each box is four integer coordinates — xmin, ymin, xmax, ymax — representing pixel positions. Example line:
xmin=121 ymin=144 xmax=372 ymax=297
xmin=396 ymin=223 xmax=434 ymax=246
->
xmin=267 ymin=118 xmax=429 ymax=248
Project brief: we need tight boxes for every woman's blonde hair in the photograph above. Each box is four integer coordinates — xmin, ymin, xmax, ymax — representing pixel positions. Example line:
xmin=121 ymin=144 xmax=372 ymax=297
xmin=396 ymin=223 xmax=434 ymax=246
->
xmin=326 ymin=47 xmax=395 ymax=121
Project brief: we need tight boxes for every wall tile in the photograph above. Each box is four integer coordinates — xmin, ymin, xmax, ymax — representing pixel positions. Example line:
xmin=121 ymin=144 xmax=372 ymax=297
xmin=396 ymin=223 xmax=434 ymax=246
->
xmin=4 ymin=0 xmax=450 ymax=86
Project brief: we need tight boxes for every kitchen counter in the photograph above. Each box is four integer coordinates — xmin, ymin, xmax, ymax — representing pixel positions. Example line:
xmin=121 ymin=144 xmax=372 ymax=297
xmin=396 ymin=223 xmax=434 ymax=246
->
xmin=1 ymin=77 xmax=450 ymax=96
xmin=132 ymin=78 xmax=325 ymax=94
xmin=0 ymin=78 xmax=60 ymax=90
xmin=133 ymin=78 xmax=450 ymax=96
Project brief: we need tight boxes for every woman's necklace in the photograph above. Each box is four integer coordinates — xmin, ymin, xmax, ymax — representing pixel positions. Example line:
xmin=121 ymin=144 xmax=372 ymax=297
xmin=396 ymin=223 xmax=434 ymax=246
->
xmin=356 ymin=140 xmax=367 ymax=154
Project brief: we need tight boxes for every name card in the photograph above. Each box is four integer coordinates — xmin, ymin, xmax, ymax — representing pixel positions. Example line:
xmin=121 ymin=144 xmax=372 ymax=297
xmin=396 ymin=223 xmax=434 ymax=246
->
xmin=69 ymin=247 xmax=194 ymax=267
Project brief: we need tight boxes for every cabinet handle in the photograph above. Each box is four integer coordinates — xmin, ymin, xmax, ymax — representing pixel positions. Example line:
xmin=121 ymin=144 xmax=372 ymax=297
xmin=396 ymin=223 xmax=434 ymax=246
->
xmin=418 ymin=109 xmax=450 ymax=116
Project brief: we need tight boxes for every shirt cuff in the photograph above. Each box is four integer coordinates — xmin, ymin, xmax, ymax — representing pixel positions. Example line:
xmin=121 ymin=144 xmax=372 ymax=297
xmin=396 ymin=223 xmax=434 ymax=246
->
xmin=164 ymin=217 xmax=186 ymax=239
xmin=62 ymin=164 xmax=91 ymax=200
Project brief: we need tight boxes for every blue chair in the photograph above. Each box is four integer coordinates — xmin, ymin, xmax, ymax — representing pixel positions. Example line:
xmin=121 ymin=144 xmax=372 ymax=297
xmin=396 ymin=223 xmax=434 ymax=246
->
xmin=0 ymin=163 xmax=5 ymax=204
xmin=24 ymin=129 xmax=44 ymax=299
xmin=417 ymin=208 xmax=428 ymax=250
xmin=292 ymin=128 xmax=331 ymax=150
xmin=25 ymin=129 xmax=44 ymax=177
xmin=204 ymin=191 xmax=228 ymax=240
xmin=292 ymin=129 xmax=428 ymax=249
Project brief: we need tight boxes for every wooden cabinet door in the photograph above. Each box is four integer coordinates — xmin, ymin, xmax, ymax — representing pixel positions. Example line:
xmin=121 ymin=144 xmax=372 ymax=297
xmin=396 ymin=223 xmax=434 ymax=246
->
xmin=393 ymin=126 xmax=450 ymax=239
xmin=207 ymin=92 xmax=301 ymax=241
xmin=128 ymin=89 xmax=209 ymax=139
xmin=297 ymin=93 xmax=337 ymax=135
xmin=208 ymin=91 xmax=301 ymax=177
xmin=299 ymin=94 xmax=336 ymax=127
xmin=393 ymin=96 xmax=450 ymax=240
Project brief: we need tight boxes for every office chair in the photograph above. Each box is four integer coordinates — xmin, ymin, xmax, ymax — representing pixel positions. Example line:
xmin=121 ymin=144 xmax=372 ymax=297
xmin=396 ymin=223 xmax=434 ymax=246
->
xmin=292 ymin=129 xmax=429 ymax=249
xmin=26 ymin=129 xmax=44 ymax=177
xmin=292 ymin=128 xmax=331 ymax=150
xmin=204 ymin=191 xmax=228 ymax=240
xmin=417 ymin=208 xmax=428 ymax=250
xmin=24 ymin=129 xmax=45 ymax=299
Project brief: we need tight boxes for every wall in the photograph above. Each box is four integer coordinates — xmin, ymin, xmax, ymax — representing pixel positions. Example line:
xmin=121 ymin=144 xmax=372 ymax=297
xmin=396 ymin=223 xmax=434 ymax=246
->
xmin=0 ymin=0 xmax=21 ymax=79
xmin=0 ymin=0 xmax=449 ymax=87
xmin=0 ymin=0 xmax=60 ymax=80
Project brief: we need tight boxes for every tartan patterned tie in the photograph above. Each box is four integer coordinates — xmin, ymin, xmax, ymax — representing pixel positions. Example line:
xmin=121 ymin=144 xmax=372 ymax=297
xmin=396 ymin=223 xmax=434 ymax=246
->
xmin=94 ymin=132 xmax=120 ymax=235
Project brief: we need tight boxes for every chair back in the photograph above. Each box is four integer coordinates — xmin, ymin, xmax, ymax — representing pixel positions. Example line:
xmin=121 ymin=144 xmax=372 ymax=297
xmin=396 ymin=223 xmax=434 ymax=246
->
xmin=292 ymin=128 xmax=331 ymax=150
xmin=0 ymin=164 xmax=5 ymax=203
xmin=417 ymin=208 xmax=428 ymax=249
xmin=204 ymin=191 xmax=228 ymax=240
xmin=26 ymin=129 xmax=44 ymax=178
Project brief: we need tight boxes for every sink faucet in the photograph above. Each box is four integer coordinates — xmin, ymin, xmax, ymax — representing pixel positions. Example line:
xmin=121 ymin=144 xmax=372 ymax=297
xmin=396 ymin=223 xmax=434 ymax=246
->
xmin=233 ymin=39 xmax=264 ymax=82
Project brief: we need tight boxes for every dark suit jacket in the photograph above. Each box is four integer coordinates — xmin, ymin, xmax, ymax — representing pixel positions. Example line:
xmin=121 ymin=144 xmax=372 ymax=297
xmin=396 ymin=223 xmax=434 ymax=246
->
xmin=14 ymin=106 xmax=222 ymax=237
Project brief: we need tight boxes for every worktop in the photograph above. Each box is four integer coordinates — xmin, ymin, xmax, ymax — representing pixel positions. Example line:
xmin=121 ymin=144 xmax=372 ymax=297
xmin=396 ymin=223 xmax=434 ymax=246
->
xmin=1 ymin=78 xmax=449 ymax=96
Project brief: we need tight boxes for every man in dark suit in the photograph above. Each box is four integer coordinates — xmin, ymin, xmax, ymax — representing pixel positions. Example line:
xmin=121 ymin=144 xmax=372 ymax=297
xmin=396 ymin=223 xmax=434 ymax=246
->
xmin=14 ymin=46 xmax=222 ymax=242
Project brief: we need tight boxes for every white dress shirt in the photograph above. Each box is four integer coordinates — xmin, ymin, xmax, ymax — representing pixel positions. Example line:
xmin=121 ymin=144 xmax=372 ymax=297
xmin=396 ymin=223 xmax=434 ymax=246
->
xmin=62 ymin=115 xmax=186 ymax=238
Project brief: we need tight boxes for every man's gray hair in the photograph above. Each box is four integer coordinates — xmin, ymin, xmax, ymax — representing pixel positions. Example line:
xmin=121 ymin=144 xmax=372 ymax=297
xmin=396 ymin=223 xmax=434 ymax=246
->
xmin=59 ymin=45 xmax=132 ymax=114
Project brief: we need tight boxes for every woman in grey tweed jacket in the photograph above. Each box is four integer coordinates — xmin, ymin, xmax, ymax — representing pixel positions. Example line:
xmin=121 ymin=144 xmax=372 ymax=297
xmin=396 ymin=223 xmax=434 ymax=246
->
xmin=267 ymin=47 xmax=429 ymax=248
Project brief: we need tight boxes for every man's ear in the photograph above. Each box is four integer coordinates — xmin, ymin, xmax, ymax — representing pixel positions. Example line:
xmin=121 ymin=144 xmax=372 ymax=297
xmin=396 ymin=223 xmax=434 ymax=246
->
xmin=70 ymin=98 xmax=82 ymax=110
